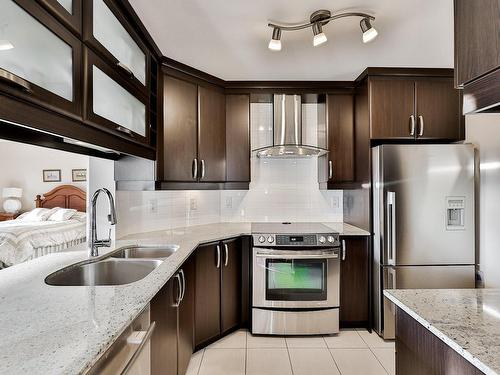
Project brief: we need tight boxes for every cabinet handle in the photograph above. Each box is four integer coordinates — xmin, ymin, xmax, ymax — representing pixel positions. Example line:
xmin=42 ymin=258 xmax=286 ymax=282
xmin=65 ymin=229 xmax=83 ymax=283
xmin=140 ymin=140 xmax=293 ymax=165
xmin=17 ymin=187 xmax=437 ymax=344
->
xmin=174 ymin=273 xmax=182 ymax=307
xmin=200 ymin=159 xmax=206 ymax=179
xmin=216 ymin=245 xmax=221 ymax=268
xmin=409 ymin=115 xmax=415 ymax=136
xmin=341 ymin=239 xmax=346 ymax=261
xmin=224 ymin=243 xmax=229 ymax=267
xmin=418 ymin=115 xmax=424 ymax=137
xmin=116 ymin=126 xmax=133 ymax=136
xmin=122 ymin=321 xmax=156 ymax=375
xmin=192 ymin=158 xmax=198 ymax=180
xmin=328 ymin=160 xmax=333 ymax=180
xmin=0 ymin=68 xmax=32 ymax=94
xmin=179 ymin=269 xmax=185 ymax=302
xmin=117 ymin=61 xmax=135 ymax=79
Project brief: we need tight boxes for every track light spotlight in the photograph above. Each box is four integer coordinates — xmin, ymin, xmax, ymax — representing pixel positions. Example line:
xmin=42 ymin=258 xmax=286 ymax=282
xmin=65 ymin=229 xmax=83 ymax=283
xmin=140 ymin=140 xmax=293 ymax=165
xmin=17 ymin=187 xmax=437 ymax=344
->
xmin=312 ymin=23 xmax=327 ymax=47
xmin=360 ymin=17 xmax=378 ymax=43
xmin=268 ymin=27 xmax=282 ymax=51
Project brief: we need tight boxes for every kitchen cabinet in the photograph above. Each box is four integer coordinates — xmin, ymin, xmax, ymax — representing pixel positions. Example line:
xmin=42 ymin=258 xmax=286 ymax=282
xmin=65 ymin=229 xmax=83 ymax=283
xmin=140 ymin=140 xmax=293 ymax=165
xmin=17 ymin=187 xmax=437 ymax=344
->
xmin=339 ymin=236 xmax=370 ymax=328
xmin=84 ymin=48 xmax=150 ymax=145
xmin=326 ymin=94 xmax=355 ymax=185
xmin=226 ymin=94 xmax=250 ymax=183
xmin=198 ymin=85 xmax=226 ymax=182
xmin=37 ymin=0 xmax=82 ymax=35
xmin=195 ymin=238 xmax=242 ymax=348
xmin=151 ymin=256 xmax=195 ymax=375
xmin=369 ymin=76 xmax=462 ymax=140
xmin=83 ymin=0 xmax=149 ymax=92
xmin=0 ymin=0 xmax=82 ymax=117
xmin=454 ymin=0 xmax=500 ymax=88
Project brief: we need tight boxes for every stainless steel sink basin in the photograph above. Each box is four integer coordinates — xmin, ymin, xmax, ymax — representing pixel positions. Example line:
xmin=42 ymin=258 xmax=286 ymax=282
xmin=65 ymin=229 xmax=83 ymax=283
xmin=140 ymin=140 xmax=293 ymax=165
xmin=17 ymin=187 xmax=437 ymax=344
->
xmin=111 ymin=245 xmax=179 ymax=259
xmin=45 ymin=258 xmax=162 ymax=286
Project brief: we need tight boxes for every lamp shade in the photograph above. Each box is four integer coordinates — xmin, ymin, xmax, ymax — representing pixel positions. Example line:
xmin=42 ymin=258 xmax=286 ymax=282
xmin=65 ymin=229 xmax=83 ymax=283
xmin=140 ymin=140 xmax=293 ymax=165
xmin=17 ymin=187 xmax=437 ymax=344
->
xmin=2 ymin=187 xmax=22 ymax=198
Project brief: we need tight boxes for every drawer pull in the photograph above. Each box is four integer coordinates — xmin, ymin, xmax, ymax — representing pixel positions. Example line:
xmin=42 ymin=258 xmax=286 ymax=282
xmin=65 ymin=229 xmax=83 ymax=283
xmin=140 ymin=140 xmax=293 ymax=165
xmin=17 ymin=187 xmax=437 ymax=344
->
xmin=0 ymin=68 xmax=32 ymax=94
xmin=122 ymin=321 xmax=156 ymax=375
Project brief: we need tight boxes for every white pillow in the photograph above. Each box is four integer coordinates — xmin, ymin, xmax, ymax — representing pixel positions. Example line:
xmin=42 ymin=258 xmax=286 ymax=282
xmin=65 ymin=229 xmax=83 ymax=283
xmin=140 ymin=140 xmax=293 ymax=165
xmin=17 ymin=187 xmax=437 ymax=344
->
xmin=47 ymin=208 xmax=77 ymax=222
xmin=16 ymin=208 xmax=55 ymax=222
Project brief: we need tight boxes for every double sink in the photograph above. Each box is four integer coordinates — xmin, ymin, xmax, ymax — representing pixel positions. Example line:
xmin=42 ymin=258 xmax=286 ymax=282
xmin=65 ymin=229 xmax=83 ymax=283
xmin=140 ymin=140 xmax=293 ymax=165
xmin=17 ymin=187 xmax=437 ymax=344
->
xmin=45 ymin=245 xmax=179 ymax=286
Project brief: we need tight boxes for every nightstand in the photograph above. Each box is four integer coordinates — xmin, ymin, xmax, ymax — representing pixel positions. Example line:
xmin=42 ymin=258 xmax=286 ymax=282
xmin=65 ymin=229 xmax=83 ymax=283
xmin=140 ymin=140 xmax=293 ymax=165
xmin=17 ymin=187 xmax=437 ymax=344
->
xmin=0 ymin=213 xmax=18 ymax=221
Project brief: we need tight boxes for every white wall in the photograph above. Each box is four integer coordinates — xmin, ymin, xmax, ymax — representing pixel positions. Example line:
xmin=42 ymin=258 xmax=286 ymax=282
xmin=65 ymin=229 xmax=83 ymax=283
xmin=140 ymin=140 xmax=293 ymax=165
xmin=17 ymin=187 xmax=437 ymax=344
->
xmin=0 ymin=141 xmax=88 ymax=211
xmin=466 ymin=114 xmax=500 ymax=288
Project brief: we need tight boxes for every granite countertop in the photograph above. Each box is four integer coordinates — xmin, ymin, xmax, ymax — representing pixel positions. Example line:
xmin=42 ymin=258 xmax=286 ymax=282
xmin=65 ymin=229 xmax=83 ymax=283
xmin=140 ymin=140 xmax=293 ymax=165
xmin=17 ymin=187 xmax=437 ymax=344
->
xmin=384 ymin=289 xmax=500 ymax=375
xmin=0 ymin=221 xmax=368 ymax=375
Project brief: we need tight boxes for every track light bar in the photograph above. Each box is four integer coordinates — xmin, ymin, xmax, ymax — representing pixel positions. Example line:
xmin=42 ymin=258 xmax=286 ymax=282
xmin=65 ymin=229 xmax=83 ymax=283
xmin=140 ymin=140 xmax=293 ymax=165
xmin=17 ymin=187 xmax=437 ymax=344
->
xmin=268 ymin=9 xmax=377 ymax=51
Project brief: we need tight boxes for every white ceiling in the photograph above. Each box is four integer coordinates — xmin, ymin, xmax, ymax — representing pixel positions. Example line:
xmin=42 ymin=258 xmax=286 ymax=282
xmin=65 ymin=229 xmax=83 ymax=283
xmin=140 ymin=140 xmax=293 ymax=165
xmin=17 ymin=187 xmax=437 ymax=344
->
xmin=129 ymin=0 xmax=454 ymax=81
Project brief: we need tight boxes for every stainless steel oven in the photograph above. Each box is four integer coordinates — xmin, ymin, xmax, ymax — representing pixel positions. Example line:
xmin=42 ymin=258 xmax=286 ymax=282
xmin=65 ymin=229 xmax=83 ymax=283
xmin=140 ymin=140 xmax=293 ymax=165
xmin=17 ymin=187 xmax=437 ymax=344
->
xmin=251 ymin=223 xmax=341 ymax=335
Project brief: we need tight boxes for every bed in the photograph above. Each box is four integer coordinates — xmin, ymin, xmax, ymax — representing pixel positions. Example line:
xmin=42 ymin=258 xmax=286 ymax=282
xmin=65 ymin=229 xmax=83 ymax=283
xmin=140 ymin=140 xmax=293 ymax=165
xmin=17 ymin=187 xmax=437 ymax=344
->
xmin=0 ymin=185 xmax=87 ymax=268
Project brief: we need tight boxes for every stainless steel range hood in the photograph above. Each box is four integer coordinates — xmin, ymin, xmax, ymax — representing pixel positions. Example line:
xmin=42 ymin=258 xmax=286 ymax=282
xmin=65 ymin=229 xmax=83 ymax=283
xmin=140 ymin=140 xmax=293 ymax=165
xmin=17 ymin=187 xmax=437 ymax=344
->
xmin=256 ymin=94 xmax=327 ymax=158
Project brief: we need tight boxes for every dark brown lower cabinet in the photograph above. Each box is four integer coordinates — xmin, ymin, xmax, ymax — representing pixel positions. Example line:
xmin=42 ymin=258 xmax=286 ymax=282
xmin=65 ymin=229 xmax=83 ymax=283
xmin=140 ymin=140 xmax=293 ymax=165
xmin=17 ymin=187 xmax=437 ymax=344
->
xmin=151 ymin=255 xmax=195 ymax=375
xmin=195 ymin=238 xmax=243 ymax=349
xmin=221 ymin=238 xmax=242 ymax=334
xmin=396 ymin=307 xmax=484 ymax=374
xmin=151 ymin=276 xmax=178 ymax=375
xmin=340 ymin=236 xmax=370 ymax=328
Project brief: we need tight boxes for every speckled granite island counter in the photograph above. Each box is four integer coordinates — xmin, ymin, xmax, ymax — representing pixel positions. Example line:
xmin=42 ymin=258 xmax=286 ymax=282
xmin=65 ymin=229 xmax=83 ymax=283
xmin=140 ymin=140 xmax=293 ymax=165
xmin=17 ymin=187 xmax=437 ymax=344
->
xmin=384 ymin=289 xmax=500 ymax=375
xmin=0 ymin=222 xmax=368 ymax=375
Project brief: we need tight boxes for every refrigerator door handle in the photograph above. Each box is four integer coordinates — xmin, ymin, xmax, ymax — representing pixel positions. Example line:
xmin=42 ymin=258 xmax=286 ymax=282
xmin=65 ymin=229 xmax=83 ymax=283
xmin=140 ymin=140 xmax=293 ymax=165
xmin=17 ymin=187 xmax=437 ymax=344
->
xmin=388 ymin=267 xmax=396 ymax=315
xmin=387 ymin=192 xmax=396 ymax=265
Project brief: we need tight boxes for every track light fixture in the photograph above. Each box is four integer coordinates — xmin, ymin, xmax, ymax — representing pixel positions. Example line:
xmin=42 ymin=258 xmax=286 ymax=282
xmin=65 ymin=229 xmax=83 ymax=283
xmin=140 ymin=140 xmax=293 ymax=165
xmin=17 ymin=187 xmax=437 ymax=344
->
xmin=268 ymin=9 xmax=377 ymax=51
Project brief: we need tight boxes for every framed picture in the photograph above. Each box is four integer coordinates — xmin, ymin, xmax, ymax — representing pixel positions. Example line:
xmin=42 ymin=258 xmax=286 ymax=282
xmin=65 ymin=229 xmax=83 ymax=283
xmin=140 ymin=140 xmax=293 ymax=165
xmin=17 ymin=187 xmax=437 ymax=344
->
xmin=43 ymin=169 xmax=61 ymax=182
xmin=72 ymin=169 xmax=87 ymax=182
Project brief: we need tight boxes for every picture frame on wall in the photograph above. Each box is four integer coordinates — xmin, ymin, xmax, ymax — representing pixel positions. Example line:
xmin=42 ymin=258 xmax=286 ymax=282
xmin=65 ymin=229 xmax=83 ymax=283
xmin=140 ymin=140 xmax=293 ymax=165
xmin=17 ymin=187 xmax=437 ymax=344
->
xmin=43 ymin=169 xmax=61 ymax=182
xmin=72 ymin=169 xmax=87 ymax=182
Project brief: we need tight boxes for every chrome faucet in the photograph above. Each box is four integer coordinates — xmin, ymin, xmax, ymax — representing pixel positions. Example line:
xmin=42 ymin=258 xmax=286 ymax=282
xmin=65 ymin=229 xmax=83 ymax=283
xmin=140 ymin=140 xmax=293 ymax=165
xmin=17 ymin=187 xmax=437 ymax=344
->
xmin=89 ymin=188 xmax=117 ymax=257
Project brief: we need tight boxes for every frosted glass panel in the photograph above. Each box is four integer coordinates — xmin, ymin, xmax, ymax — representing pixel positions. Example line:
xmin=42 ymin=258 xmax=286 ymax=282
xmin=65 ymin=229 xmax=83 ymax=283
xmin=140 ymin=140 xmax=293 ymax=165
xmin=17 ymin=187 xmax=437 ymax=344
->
xmin=93 ymin=0 xmax=146 ymax=85
xmin=56 ymin=0 xmax=72 ymax=13
xmin=251 ymin=103 xmax=273 ymax=150
xmin=93 ymin=66 xmax=146 ymax=136
xmin=302 ymin=103 xmax=327 ymax=149
xmin=0 ymin=0 xmax=73 ymax=100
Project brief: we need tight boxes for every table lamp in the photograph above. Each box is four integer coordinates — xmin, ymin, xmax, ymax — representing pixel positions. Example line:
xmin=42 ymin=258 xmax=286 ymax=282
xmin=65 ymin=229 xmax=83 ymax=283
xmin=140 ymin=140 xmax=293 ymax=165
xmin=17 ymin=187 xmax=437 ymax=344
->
xmin=2 ymin=187 xmax=23 ymax=214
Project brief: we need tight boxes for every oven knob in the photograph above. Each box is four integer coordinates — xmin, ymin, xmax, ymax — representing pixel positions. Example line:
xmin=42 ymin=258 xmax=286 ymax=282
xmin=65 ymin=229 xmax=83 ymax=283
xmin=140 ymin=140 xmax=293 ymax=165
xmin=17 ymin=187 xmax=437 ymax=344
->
xmin=258 ymin=235 xmax=266 ymax=243
xmin=267 ymin=236 xmax=275 ymax=243
xmin=319 ymin=236 xmax=326 ymax=244
xmin=327 ymin=235 xmax=335 ymax=243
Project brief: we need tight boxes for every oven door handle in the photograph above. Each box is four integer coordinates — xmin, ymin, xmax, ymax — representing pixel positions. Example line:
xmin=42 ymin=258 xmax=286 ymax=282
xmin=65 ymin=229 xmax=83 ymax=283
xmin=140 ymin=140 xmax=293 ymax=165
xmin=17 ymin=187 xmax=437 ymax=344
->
xmin=255 ymin=252 xmax=339 ymax=259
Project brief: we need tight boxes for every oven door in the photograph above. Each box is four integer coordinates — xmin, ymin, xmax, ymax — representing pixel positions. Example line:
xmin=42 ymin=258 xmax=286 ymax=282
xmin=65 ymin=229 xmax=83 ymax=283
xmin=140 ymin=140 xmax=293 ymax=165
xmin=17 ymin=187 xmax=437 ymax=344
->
xmin=252 ymin=248 xmax=340 ymax=309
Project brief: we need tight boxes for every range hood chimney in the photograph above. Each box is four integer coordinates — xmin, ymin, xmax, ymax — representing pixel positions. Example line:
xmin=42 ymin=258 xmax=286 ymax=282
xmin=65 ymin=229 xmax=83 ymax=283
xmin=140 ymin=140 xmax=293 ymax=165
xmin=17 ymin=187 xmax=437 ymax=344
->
xmin=256 ymin=94 xmax=327 ymax=158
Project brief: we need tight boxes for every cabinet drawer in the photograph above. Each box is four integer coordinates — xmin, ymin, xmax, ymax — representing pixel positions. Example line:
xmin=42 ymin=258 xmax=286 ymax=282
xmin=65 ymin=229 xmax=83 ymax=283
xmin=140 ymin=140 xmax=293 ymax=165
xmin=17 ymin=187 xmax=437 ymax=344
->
xmin=84 ymin=0 xmax=149 ymax=92
xmin=84 ymin=48 xmax=149 ymax=145
xmin=36 ymin=0 xmax=82 ymax=35
xmin=0 ymin=0 xmax=82 ymax=117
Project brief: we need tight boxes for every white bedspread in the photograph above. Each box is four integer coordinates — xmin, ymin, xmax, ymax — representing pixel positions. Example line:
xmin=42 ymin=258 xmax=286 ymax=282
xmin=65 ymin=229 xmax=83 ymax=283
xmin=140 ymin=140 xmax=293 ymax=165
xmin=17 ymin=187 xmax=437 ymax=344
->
xmin=0 ymin=219 xmax=86 ymax=267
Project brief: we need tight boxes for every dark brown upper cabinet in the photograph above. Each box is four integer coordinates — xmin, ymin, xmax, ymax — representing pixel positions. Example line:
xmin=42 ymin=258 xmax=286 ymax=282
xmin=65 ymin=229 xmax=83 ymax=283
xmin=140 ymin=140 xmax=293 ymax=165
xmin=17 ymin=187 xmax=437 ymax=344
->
xmin=83 ymin=0 xmax=149 ymax=94
xmin=454 ymin=0 xmax=500 ymax=88
xmin=198 ymin=85 xmax=226 ymax=182
xmin=37 ymin=0 xmax=82 ymax=35
xmin=369 ymin=76 xmax=462 ymax=141
xmin=162 ymin=75 xmax=199 ymax=182
xmin=325 ymin=94 xmax=355 ymax=186
xmin=0 ymin=0 xmax=82 ymax=118
xmin=225 ymin=94 xmax=250 ymax=183
xmin=84 ymin=48 xmax=150 ymax=145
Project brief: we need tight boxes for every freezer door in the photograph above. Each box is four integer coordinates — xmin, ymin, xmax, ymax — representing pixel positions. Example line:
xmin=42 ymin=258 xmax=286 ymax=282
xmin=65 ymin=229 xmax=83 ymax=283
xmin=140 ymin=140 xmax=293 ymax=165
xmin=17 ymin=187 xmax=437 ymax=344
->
xmin=381 ymin=265 xmax=475 ymax=339
xmin=374 ymin=144 xmax=475 ymax=266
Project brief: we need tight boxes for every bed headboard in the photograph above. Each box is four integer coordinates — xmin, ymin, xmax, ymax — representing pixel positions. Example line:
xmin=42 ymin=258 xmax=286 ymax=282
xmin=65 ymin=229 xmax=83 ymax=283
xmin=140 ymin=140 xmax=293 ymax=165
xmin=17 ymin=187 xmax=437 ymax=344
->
xmin=35 ymin=185 xmax=86 ymax=212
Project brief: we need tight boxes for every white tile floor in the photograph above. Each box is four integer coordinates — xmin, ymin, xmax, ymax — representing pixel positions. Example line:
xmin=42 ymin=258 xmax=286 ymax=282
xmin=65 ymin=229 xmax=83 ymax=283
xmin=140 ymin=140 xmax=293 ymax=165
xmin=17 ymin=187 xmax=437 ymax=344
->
xmin=186 ymin=328 xmax=395 ymax=375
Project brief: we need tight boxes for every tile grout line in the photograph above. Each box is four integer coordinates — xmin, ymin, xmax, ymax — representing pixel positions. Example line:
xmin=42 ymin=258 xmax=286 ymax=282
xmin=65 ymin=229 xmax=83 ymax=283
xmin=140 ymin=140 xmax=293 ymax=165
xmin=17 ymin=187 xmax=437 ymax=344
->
xmin=284 ymin=337 xmax=295 ymax=375
xmin=245 ymin=331 xmax=248 ymax=375
xmin=196 ymin=348 xmax=206 ymax=375
xmin=357 ymin=329 xmax=391 ymax=375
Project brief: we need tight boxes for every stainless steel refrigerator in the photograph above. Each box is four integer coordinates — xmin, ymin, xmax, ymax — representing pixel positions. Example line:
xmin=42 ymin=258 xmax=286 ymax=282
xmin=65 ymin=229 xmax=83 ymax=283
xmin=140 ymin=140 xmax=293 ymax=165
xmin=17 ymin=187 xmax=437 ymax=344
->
xmin=372 ymin=144 xmax=476 ymax=339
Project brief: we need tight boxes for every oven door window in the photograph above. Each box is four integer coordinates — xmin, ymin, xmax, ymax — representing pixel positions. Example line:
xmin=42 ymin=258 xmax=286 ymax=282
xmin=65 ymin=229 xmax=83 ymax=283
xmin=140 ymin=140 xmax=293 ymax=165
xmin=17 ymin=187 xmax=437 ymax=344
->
xmin=266 ymin=259 xmax=327 ymax=301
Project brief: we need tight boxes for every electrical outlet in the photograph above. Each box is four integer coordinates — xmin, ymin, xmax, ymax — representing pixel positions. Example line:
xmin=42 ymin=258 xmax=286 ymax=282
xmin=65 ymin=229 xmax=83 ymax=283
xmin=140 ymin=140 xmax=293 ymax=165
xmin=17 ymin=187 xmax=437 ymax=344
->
xmin=331 ymin=196 xmax=340 ymax=209
xmin=148 ymin=199 xmax=157 ymax=214
xmin=225 ymin=197 xmax=233 ymax=209
xmin=189 ymin=198 xmax=197 ymax=211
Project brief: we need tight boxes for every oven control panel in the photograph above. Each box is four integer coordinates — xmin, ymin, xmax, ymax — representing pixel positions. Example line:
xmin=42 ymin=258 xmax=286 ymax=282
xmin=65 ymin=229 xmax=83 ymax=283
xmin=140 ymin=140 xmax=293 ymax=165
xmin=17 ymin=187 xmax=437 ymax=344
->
xmin=253 ymin=233 xmax=339 ymax=247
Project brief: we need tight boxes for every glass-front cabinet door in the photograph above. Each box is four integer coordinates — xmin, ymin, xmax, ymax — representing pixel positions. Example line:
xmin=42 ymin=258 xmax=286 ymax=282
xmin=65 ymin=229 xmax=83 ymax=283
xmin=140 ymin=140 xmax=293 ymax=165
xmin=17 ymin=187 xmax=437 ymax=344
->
xmin=84 ymin=0 xmax=148 ymax=92
xmin=0 ymin=0 xmax=82 ymax=115
xmin=85 ymin=49 xmax=149 ymax=144
xmin=37 ymin=0 xmax=82 ymax=35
